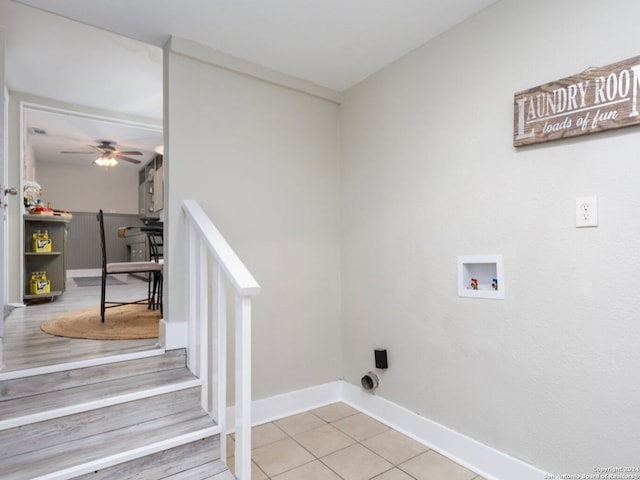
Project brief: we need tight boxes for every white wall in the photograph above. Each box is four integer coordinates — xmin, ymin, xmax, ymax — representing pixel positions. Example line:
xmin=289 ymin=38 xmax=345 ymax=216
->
xmin=165 ymin=40 xmax=342 ymax=401
xmin=340 ymin=0 xmax=640 ymax=473
xmin=36 ymin=160 xmax=138 ymax=214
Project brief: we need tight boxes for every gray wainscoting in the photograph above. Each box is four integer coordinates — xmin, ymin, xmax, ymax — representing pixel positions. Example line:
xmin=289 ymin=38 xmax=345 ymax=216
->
xmin=66 ymin=212 xmax=145 ymax=269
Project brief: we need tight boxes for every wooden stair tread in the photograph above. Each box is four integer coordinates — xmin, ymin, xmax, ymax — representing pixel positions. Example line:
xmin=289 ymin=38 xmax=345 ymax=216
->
xmin=0 ymin=367 xmax=199 ymax=424
xmin=73 ymin=437 xmax=223 ymax=480
xmin=0 ymin=349 xmax=186 ymax=402
xmin=0 ymin=387 xmax=202 ymax=458
xmin=0 ymin=349 xmax=231 ymax=479
xmin=2 ymin=408 xmax=217 ymax=479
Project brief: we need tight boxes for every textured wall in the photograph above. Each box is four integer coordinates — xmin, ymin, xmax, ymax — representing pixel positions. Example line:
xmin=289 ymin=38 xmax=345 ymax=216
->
xmin=340 ymin=0 xmax=640 ymax=473
xmin=166 ymin=44 xmax=342 ymax=401
xmin=36 ymin=161 xmax=139 ymax=215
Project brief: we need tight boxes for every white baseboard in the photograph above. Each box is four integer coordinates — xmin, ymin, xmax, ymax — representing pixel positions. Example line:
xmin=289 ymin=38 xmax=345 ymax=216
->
xmin=229 ymin=381 xmax=343 ymax=428
xmin=340 ymin=382 xmax=548 ymax=480
xmin=227 ymin=380 xmax=548 ymax=480
xmin=67 ymin=268 xmax=102 ymax=278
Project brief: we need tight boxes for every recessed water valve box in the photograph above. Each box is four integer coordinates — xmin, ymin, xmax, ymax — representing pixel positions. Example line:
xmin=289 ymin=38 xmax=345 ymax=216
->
xmin=457 ymin=255 xmax=504 ymax=299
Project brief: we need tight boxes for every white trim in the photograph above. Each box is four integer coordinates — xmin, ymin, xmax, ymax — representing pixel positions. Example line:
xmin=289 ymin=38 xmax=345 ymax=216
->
xmin=224 ymin=381 xmax=342 ymax=431
xmin=67 ymin=268 xmax=102 ymax=278
xmin=167 ymin=36 xmax=342 ymax=105
xmin=228 ymin=380 xmax=548 ymax=480
xmin=159 ymin=319 xmax=188 ymax=350
xmin=340 ymin=382 xmax=548 ymax=480
xmin=255 ymin=381 xmax=343 ymax=426
xmin=19 ymin=101 xmax=161 ymax=133
xmin=182 ymin=200 xmax=261 ymax=297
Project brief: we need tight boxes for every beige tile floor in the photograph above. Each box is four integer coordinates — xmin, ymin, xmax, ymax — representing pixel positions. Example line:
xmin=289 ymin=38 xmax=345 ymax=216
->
xmin=228 ymin=402 xmax=487 ymax=480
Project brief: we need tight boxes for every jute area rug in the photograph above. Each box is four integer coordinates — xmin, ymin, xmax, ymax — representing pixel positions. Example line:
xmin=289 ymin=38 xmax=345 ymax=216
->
xmin=41 ymin=304 xmax=160 ymax=340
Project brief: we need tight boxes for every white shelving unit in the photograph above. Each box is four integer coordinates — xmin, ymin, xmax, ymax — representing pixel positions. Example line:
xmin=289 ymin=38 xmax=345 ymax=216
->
xmin=457 ymin=255 xmax=504 ymax=299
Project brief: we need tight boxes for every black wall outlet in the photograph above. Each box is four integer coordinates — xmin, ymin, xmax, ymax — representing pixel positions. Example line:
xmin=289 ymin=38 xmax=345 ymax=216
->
xmin=375 ymin=348 xmax=388 ymax=369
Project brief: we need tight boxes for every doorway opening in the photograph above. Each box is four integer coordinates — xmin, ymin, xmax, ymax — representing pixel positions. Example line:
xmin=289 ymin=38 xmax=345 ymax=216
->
xmin=1 ymin=103 xmax=163 ymax=373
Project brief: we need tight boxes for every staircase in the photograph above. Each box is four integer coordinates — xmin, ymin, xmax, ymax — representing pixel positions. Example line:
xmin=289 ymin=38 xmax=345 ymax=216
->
xmin=0 ymin=349 xmax=235 ymax=480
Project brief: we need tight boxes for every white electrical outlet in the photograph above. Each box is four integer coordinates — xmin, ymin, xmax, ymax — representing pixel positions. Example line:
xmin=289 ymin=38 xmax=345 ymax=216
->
xmin=575 ymin=196 xmax=598 ymax=228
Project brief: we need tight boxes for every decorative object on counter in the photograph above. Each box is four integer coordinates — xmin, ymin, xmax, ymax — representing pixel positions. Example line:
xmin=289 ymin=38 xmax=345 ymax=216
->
xmin=470 ymin=278 xmax=478 ymax=290
xmin=23 ymin=180 xmax=42 ymax=208
xmin=491 ymin=278 xmax=498 ymax=290
xmin=29 ymin=198 xmax=56 ymax=215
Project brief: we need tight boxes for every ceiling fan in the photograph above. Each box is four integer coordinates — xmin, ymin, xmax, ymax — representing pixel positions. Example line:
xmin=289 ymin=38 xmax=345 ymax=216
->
xmin=61 ymin=140 xmax=143 ymax=165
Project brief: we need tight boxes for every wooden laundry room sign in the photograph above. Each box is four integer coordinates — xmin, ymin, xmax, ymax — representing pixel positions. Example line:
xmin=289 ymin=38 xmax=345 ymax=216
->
xmin=513 ymin=55 xmax=640 ymax=146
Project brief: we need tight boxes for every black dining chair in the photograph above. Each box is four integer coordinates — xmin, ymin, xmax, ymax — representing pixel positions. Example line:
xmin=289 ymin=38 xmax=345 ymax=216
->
xmin=144 ymin=227 xmax=164 ymax=315
xmin=97 ymin=210 xmax=163 ymax=323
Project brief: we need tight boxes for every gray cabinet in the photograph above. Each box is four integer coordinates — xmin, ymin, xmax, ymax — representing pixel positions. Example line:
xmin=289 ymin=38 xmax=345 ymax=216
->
xmin=23 ymin=214 xmax=71 ymax=301
xmin=138 ymin=154 xmax=163 ymax=220
xmin=127 ymin=237 xmax=147 ymax=262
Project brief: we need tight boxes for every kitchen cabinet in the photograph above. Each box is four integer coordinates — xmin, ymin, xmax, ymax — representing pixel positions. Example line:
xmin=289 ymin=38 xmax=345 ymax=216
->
xmin=138 ymin=154 xmax=163 ymax=220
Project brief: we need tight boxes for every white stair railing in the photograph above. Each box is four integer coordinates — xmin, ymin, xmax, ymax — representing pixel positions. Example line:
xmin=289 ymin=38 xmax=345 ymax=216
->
xmin=182 ymin=200 xmax=261 ymax=480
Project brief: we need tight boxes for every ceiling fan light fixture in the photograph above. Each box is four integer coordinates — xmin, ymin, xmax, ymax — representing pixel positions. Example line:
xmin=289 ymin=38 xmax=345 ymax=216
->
xmin=94 ymin=156 xmax=118 ymax=167
xmin=154 ymin=144 xmax=164 ymax=155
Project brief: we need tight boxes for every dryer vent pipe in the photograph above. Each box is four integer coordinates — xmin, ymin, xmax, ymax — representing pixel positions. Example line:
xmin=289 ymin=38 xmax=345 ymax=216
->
xmin=361 ymin=371 xmax=379 ymax=391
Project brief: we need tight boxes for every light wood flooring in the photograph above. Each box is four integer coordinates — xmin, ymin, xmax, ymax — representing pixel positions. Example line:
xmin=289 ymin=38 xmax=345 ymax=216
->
xmin=1 ymin=275 xmax=160 ymax=373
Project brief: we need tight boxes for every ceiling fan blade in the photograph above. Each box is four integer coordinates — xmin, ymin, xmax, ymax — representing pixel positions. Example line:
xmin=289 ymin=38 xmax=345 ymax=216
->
xmin=117 ymin=150 xmax=142 ymax=155
xmin=85 ymin=145 xmax=113 ymax=155
xmin=117 ymin=155 xmax=142 ymax=164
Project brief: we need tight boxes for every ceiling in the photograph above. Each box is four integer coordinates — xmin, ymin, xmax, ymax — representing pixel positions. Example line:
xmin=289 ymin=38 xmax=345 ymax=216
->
xmin=25 ymin=108 xmax=162 ymax=169
xmin=3 ymin=0 xmax=497 ymax=167
xmin=15 ymin=0 xmax=497 ymax=92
